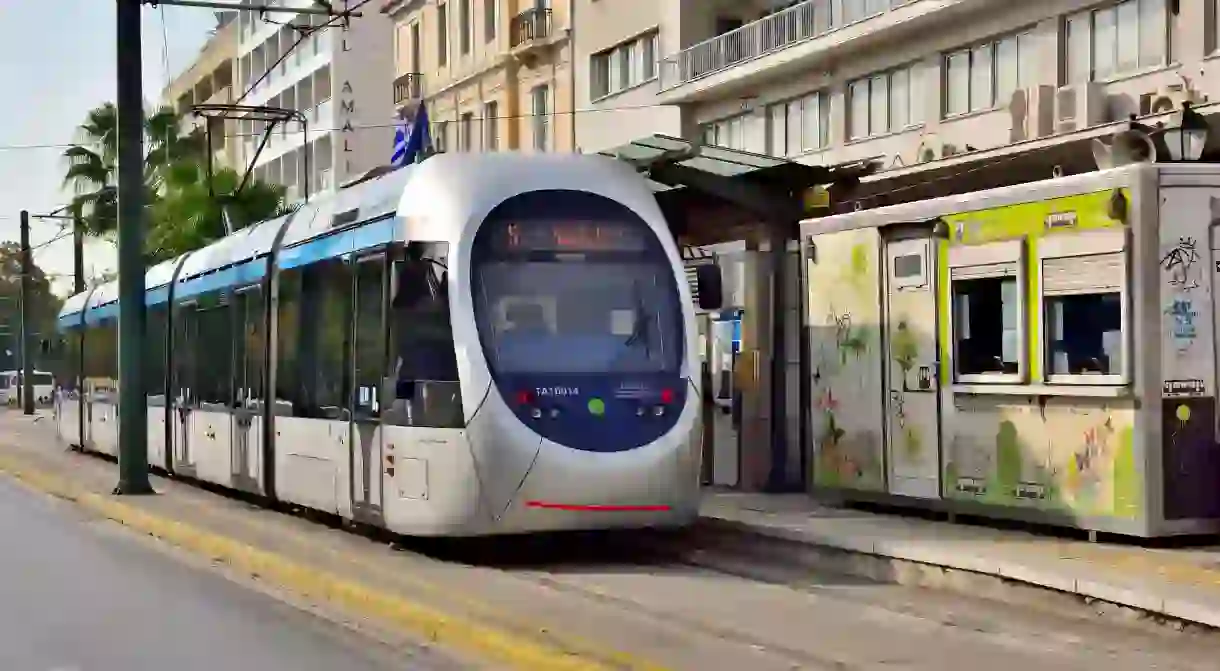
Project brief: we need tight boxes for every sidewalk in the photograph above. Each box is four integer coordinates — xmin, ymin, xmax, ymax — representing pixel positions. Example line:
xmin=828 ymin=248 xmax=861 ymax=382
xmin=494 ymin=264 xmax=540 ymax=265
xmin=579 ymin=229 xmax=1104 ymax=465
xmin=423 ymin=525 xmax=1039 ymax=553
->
xmin=700 ymin=490 xmax=1220 ymax=628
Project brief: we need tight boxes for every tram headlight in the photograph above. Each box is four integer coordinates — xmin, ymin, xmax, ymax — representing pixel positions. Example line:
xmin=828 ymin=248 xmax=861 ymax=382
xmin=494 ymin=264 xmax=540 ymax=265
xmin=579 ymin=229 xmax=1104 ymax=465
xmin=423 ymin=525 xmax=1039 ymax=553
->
xmin=530 ymin=407 xmax=543 ymax=420
xmin=653 ymin=405 xmax=666 ymax=417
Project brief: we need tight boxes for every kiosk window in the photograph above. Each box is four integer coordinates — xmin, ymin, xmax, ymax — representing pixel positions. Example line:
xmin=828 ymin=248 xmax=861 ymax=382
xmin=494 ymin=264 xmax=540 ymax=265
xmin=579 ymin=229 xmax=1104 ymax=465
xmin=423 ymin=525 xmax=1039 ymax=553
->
xmin=949 ymin=239 xmax=1025 ymax=383
xmin=1042 ymin=250 xmax=1125 ymax=381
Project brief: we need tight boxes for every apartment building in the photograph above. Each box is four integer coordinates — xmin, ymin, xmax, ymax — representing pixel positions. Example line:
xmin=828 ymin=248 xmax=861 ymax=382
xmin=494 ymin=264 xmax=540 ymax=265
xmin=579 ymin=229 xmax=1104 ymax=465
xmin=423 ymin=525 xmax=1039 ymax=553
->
xmin=161 ymin=11 xmax=239 ymax=169
xmin=384 ymin=0 xmax=575 ymax=153
xmin=232 ymin=1 xmax=394 ymax=201
xmin=578 ymin=0 xmax=1220 ymax=203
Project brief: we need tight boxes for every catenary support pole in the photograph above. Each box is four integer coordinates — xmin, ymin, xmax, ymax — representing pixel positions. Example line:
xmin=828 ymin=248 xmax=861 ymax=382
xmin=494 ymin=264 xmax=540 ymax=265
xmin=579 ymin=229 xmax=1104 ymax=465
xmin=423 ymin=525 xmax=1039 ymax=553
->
xmin=73 ymin=210 xmax=85 ymax=295
xmin=113 ymin=0 xmax=153 ymax=495
xmin=19 ymin=210 xmax=33 ymax=416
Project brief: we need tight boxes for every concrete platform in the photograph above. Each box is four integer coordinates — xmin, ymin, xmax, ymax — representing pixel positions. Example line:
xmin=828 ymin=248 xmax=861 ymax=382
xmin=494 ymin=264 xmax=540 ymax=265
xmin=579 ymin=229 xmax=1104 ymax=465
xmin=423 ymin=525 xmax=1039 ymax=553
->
xmin=701 ymin=491 xmax=1220 ymax=629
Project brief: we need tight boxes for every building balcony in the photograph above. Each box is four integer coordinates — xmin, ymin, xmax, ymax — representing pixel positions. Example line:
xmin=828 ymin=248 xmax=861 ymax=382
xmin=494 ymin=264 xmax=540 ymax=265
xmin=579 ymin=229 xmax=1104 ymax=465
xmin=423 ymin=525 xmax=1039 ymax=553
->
xmin=393 ymin=72 xmax=424 ymax=106
xmin=658 ymin=0 xmax=985 ymax=103
xmin=510 ymin=7 xmax=552 ymax=50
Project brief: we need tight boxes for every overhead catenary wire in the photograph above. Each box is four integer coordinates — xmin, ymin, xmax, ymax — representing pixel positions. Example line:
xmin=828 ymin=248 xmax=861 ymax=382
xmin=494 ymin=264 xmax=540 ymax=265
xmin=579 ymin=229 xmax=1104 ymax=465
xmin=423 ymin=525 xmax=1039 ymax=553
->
xmin=232 ymin=0 xmax=376 ymax=106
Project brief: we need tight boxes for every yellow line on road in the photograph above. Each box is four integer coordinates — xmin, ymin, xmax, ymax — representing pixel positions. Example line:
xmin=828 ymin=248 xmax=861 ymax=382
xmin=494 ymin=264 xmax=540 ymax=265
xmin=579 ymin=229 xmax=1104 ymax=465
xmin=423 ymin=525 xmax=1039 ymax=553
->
xmin=0 ymin=452 xmax=672 ymax=671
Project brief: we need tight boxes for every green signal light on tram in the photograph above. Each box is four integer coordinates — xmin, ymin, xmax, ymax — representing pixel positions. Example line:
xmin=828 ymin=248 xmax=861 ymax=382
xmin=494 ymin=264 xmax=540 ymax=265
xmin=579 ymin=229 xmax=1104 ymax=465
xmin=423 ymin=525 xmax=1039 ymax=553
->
xmin=587 ymin=397 xmax=606 ymax=416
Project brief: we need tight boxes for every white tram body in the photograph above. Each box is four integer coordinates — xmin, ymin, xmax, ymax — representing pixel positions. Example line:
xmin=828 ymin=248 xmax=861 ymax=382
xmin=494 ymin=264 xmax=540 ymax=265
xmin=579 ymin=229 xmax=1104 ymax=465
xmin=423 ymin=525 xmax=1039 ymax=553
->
xmin=54 ymin=153 xmax=711 ymax=536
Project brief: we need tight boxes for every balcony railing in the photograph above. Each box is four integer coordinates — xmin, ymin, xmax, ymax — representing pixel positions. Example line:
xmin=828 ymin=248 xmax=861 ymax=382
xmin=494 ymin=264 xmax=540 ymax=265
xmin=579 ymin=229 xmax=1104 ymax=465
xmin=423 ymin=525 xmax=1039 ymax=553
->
xmin=510 ymin=7 xmax=552 ymax=49
xmin=659 ymin=0 xmax=912 ymax=90
xmin=393 ymin=73 xmax=424 ymax=105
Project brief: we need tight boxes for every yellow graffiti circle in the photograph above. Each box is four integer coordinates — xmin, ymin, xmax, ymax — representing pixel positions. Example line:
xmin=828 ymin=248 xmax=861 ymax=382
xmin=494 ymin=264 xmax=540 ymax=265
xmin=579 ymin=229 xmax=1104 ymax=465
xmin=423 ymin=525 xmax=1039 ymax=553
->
xmin=1176 ymin=404 xmax=1192 ymax=423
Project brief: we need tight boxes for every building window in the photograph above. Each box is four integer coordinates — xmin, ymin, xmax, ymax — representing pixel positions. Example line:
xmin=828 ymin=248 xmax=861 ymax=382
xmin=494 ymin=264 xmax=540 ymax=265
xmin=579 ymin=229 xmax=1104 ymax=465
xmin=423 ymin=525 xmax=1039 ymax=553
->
xmin=438 ymin=2 xmax=449 ymax=66
xmin=949 ymin=240 xmax=1026 ymax=384
xmin=848 ymin=63 xmax=922 ymax=140
xmin=531 ymin=85 xmax=550 ymax=151
xmin=410 ymin=22 xmax=422 ymax=72
xmin=590 ymin=31 xmax=659 ymax=99
xmin=842 ymin=0 xmax=891 ymax=23
xmin=1212 ymin=0 xmax=1220 ymax=54
xmin=1063 ymin=0 xmax=1169 ymax=83
xmin=485 ymin=0 xmax=497 ymax=42
xmin=459 ymin=0 xmax=472 ymax=54
xmin=702 ymin=114 xmax=747 ymax=151
xmin=460 ymin=112 xmax=475 ymax=150
xmin=767 ymin=91 xmax=829 ymax=157
xmin=944 ymin=31 xmax=1035 ymax=117
xmin=484 ymin=101 xmax=499 ymax=150
xmin=434 ymin=121 xmax=449 ymax=152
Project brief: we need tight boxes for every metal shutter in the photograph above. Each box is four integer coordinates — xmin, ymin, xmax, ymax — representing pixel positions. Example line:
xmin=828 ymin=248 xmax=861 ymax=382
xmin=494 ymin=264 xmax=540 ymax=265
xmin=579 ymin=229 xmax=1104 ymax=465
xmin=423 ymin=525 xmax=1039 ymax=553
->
xmin=1042 ymin=252 xmax=1123 ymax=295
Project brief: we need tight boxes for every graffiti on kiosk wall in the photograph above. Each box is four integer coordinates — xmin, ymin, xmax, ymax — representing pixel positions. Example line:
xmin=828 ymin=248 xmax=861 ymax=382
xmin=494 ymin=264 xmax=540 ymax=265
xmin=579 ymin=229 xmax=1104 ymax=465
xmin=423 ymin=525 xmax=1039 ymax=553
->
xmin=1161 ymin=236 xmax=1202 ymax=291
xmin=1166 ymin=297 xmax=1199 ymax=352
xmin=808 ymin=237 xmax=884 ymax=491
xmin=1161 ymin=234 xmax=1203 ymax=354
xmin=943 ymin=398 xmax=1141 ymax=519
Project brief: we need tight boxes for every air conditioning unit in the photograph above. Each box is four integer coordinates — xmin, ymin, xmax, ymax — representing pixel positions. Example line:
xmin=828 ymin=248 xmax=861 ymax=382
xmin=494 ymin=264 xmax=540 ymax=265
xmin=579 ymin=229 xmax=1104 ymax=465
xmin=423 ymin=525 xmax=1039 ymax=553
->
xmin=915 ymin=138 xmax=958 ymax=163
xmin=1008 ymin=85 xmax=1056 ymax=143
xmin=1055 ymin=82 xmax=1109 ymax=134
xmin=1139 ymin=83 xmax=1205 ymax=116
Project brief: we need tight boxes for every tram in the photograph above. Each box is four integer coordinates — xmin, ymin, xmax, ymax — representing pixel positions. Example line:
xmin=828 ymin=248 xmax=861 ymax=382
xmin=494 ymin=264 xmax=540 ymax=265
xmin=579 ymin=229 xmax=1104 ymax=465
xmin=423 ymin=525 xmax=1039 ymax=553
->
xmin=52 ymin=152 xmax=722 ymax=536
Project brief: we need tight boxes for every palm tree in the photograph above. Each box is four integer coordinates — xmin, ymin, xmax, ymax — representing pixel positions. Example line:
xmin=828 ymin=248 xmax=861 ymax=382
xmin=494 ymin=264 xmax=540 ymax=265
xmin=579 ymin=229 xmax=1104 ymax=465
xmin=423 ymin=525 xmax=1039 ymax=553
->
xmin=147 ymin=160 xmax=292 ymax=263
xmin=63 ymin=102 xmax=289 ymax=260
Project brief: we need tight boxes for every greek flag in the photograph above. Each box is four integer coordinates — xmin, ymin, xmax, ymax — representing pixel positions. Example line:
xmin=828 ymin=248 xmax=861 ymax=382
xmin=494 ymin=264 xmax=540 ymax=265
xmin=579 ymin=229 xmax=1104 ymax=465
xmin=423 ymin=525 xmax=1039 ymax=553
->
xmin=391 ymin=99 xmax=431 ymax=168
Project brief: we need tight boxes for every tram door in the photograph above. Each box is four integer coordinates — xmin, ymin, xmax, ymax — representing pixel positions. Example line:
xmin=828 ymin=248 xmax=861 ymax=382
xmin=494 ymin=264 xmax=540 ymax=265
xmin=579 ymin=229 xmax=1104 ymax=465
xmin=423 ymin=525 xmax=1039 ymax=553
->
xmin=231 ymin=285 xmax=265 ymax=493
xmin=171 ymin=301 xmax=197 ymax=475
xmin=350 ymin=252 xmax=387 ymax=524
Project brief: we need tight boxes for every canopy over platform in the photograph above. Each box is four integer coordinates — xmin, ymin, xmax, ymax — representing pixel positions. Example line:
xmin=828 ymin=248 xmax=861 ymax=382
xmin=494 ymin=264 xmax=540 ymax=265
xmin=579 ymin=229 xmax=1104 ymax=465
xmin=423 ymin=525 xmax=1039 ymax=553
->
xmin=598 ymin=134 xmax=879 ymax=245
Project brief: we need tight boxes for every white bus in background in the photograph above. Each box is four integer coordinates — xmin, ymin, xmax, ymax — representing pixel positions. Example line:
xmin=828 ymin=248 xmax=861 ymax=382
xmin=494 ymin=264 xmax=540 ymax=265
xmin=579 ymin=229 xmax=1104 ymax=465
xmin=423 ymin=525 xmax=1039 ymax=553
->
xmin=1 ymin=370 xmax=55 ymax=406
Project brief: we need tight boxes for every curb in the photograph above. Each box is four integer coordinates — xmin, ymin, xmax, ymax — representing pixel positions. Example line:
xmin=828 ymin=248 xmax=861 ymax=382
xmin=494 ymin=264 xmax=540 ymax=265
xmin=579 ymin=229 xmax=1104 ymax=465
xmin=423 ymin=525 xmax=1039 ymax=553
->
xmin=697 ymin=515 xmax=1220 ymax=630
xmin=0 ymin=452 xmax=666 ymax=671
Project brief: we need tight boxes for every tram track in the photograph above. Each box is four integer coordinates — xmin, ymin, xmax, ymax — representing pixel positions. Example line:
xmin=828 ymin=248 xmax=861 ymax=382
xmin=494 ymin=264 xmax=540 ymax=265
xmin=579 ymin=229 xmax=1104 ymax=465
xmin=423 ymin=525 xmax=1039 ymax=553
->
xmin=60 ymin=441 xmax=867 ymax=669
xmin=14 ymin=435 xmax=1220 ymax=670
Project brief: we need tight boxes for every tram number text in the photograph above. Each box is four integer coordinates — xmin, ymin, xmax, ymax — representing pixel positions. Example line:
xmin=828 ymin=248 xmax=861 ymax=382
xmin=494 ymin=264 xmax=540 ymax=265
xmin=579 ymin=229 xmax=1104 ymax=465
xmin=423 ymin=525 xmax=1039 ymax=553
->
xmin=535 ymin=387 xmax=580 ymax=397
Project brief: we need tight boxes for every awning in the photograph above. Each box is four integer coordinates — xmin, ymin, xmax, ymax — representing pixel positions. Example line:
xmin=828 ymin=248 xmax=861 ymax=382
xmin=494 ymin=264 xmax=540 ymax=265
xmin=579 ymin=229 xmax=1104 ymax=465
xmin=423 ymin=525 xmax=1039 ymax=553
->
xmin=598 ymin=134 xmax=879 ymax=241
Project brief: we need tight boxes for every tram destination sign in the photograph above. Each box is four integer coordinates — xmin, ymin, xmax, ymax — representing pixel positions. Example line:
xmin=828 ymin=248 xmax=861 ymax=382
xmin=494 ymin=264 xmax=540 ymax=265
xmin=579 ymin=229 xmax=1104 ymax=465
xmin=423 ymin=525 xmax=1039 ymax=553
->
xmin=494 ymin=219 xmax=649 ymax=253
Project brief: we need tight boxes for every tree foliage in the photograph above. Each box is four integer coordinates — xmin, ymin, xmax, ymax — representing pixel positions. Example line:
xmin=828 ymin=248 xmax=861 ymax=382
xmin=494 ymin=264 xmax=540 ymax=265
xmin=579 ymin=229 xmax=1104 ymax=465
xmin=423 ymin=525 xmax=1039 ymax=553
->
xmin=63 ymin=102 xmax=292 ymax=264
xmin=0 ymin=243 xmax=62 ymax=371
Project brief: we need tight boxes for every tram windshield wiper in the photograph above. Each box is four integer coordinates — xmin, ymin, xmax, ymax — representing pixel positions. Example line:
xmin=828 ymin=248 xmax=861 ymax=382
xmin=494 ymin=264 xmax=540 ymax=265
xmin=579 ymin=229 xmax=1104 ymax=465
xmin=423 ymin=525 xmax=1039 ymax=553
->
xmin=622 ymin=280 xmax=653 ymax=359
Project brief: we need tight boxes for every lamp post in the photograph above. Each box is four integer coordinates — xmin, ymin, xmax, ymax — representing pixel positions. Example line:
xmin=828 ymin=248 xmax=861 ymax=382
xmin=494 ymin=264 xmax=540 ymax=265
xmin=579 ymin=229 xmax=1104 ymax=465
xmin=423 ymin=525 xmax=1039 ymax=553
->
xmin=1159 ymin=102 xmax=1210 ymax=162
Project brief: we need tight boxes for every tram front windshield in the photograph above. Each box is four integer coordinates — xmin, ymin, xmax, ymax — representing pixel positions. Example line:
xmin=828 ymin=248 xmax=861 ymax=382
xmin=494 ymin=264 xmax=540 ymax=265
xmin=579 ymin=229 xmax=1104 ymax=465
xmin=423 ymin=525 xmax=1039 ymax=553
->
xmin=471 ymin=190 xmax=683 ymax=376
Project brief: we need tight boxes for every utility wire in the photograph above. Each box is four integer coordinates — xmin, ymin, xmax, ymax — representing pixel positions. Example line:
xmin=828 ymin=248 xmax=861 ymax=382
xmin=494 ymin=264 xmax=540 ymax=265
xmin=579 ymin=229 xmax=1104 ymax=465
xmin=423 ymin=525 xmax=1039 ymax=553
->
xmin=0 ymin=100 xmax=691 ymax=152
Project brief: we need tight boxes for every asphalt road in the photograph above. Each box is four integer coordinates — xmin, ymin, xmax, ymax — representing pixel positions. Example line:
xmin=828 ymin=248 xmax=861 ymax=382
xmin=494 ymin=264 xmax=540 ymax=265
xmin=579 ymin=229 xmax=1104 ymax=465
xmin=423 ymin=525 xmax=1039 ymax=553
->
xmin=0 ymin=476 xmax=451 ymax=671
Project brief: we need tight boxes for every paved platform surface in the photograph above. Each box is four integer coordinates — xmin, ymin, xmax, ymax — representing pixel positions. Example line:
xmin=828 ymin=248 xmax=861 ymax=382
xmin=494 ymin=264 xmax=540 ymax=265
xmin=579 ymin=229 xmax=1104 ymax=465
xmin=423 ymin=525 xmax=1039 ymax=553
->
xmin=0 ymin=473 xmax=451 ymax=671
xmin=7 ymin=410 xmax=1220 ymax=669
xmin=703 ymin=490 xmax=1220 ymax=628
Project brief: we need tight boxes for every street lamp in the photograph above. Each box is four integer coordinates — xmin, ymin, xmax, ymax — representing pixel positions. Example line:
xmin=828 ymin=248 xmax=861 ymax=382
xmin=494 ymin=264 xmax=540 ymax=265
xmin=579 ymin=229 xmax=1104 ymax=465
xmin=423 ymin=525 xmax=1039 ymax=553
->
xmin=1158 ymin=102 xmax=1210 ymax=162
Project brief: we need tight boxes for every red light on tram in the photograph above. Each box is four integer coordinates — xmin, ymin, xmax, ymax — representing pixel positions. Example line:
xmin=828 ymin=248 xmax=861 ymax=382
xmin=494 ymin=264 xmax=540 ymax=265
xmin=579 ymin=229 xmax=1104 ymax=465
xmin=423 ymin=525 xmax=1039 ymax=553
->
xmin=659 ymin=388 xmax=674 ymax=404
xmin=515 ymin=389 xmax=535 ymax=405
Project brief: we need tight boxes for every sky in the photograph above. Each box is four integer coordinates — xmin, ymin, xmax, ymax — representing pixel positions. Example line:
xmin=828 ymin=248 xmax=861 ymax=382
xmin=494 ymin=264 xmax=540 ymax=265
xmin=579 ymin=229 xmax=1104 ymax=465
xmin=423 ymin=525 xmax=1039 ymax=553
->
xmin=0 ymin=1 xmax=215 ymax=296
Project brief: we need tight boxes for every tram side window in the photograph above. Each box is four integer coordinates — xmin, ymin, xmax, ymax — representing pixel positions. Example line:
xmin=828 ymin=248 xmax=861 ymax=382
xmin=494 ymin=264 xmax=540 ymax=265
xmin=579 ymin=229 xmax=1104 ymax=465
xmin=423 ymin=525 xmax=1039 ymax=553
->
xmin=385 ymin=242 xmax=463 ymax=429
xmin=61 ymin=330 xmax=82 ymax=395
xmin=233 ymin=286 xmax=266 ymax=407
xmin=949 ymin=240 xmax=1025 ymax=384
xmin=194 ymin=290 xmax=234 ymax=407
xmin=276 ymin=259 xmax=351 ymax=420
xmin=83 ymin=319 xmax=119 ymax=398
xmin=144 ymin=303 xmax=169 ymax=403
xmin=275 ymin=269 xmax=300 ymax=411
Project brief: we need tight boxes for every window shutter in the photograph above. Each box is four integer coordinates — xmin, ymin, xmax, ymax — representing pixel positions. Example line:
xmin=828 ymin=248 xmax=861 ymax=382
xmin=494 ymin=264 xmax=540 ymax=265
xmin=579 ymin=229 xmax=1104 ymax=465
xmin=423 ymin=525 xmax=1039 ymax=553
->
xmin=1042 ymin=252 xmax=1123 ymax=295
